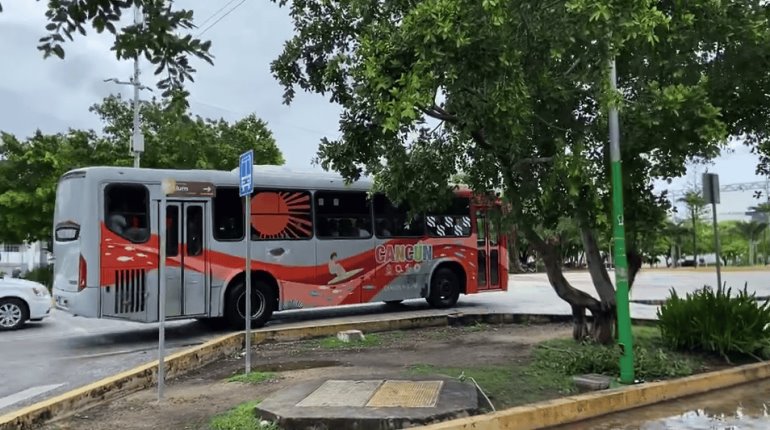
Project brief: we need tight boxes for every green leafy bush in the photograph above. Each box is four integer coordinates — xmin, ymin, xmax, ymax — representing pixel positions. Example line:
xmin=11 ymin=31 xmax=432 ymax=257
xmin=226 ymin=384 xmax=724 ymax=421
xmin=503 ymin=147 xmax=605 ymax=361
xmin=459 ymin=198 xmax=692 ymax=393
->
xmin=657 ymin=285 xmax=770 ymax=361
xmin=532 ymin=328 xmax=697 ymax=380
xmin=23 ymin=266 xmax=54 ymax=290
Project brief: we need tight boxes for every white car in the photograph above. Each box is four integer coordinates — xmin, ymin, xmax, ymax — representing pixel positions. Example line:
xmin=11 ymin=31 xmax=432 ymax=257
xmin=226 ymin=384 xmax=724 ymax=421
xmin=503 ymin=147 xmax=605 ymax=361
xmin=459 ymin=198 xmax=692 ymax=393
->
xmin=0 ymin=277 xmax=52 ymax=330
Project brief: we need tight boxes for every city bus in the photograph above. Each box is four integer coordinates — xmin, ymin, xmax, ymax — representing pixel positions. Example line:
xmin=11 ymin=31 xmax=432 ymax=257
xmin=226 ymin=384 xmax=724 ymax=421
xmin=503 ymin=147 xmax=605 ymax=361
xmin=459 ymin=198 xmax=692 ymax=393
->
xmin=52 ymin=165 xmax=508 ymax=329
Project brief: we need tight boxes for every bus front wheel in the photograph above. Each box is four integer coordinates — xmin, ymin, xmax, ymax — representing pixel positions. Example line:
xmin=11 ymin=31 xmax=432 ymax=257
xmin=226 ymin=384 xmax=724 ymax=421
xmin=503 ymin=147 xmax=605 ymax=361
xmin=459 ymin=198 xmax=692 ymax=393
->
xmin=426 ymin=267 xmax=461 ymax=309
xmin=224 ymin=278 xmax=275 ymax=330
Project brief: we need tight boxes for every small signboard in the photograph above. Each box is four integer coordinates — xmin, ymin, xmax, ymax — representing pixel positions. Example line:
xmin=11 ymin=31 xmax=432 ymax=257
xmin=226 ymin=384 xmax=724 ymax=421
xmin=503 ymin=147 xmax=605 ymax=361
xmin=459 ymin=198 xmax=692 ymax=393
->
xmin=239 ymin=150 xmax=254 ymax=197
xmin=162 ymin=179 xmax=216 ymax=198
xmin=702 ymin=173 xmax=720 ymax=205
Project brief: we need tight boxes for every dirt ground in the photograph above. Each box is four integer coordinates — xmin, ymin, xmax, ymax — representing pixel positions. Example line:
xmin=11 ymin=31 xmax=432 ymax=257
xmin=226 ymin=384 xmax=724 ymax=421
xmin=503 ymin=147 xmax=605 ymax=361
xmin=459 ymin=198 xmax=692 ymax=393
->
xmin=41 ymin=322 xmax=573 ymax=430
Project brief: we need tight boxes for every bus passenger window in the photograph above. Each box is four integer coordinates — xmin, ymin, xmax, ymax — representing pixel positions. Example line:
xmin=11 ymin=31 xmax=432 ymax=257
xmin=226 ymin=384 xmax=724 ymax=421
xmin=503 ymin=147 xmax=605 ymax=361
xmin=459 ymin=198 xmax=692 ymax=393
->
xmin=186 ymin=206 xmax=203 ymax=256
xmin=427 ymin=197 xmax=471 ymax=237
xmin=167 ymin=206 xmax=179 ymax=257
xmin=315 ymin=191 xmax=372 ymax=239
xmin=213 ymin=187 xmax=244 ymax=241
xmin=373 ymin=194 xmax=424 ymax=238
xmin=104 ymin=184 xmax=150 ymax=243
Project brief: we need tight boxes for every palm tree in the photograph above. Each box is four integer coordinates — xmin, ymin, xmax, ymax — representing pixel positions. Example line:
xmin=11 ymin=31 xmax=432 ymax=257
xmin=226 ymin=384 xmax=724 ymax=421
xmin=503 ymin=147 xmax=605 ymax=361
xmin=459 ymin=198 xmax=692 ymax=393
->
xmin=664 ymin=220 xmax=689 ymax=267
xmin=735 ymin=220 xmax=769 ymax=265
xmin=677 ymin=191 xmax=706 ymax=266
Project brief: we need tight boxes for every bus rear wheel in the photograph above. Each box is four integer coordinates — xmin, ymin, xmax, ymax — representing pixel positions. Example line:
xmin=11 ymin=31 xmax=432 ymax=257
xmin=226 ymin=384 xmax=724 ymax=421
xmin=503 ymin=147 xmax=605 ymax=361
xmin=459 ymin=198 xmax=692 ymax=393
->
xmin=224 ymin=278 xmax=275 ymax=330
xmin=426 ymin=267 xmax=461 ymax=309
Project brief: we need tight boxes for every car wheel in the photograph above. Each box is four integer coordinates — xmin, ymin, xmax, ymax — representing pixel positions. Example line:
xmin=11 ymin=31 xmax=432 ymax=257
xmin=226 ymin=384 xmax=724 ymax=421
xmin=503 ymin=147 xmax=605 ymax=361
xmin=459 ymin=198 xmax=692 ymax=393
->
xmin=0 ymin=298 xmax=28 ymax=331
xmin=426 ymin=267 xmax=461 ymax=309
xmin=224 ymin=279 xmax=275 ymax=330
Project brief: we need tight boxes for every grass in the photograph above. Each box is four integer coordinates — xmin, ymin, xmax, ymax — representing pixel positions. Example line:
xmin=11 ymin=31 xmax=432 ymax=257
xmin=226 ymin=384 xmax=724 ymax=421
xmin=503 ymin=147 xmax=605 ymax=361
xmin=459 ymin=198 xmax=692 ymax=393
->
xmin=310 ymin=333 xmax=383 ymax=349
xmin=209 ymin=401 xmax=280 ymax=430
xmin=407 ymin=362 xmax=574 ymax=409
xmin=407 ymin=326 xmax=710 ymax=410
xmin=227 ymin=371 xmax=278 ymax=384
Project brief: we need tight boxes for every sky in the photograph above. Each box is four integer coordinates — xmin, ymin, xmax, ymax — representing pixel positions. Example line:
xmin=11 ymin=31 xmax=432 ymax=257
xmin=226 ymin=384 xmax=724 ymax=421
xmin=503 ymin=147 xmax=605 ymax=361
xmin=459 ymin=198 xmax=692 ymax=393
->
xmin=0 ymin=1 xmax=767 ymax=219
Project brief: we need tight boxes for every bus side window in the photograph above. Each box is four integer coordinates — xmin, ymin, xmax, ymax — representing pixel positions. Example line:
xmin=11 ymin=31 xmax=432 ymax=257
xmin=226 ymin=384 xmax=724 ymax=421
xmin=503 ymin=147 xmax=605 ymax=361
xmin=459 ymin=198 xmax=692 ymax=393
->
xmin=426 ymin=197 xmax=471 ymax=237
xmin=315 ymin=191 xmax=372 ymax=239
xmin=104 ymin=184 xmax=150 ymax=243
xmin=373 ymin=194 xmax=424 ymax=238
xmin=213 ymin=187 xmax=244 ymax=241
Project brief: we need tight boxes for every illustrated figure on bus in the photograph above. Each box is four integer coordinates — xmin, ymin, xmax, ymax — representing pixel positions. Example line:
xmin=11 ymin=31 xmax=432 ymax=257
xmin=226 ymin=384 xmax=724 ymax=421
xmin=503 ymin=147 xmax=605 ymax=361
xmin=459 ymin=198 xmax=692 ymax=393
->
xmin=327 ymin=251 xmax=363 ymax=285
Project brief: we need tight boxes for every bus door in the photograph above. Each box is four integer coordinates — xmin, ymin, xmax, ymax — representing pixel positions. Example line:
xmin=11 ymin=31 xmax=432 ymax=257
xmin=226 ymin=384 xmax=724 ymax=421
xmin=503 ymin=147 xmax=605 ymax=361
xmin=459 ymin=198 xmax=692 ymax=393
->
xmin=475 ymin=209 xmax=501 ymax=290
xmin=162 ymin=201 xmax=209 ymax=318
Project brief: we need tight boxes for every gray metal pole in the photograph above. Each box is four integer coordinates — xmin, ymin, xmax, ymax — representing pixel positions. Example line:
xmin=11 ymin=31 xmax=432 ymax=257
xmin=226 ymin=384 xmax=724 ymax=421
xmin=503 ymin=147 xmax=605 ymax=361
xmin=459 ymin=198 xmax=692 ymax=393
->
xmin=712 ymin=202 xmax=722 ymax=288
xmin=158 ymin=197 xmax=167 ymax=401
xmin=245 ymin=194 xmax=252 ymax=374
xmin=131 ymin=5 xmax=142 ymax=168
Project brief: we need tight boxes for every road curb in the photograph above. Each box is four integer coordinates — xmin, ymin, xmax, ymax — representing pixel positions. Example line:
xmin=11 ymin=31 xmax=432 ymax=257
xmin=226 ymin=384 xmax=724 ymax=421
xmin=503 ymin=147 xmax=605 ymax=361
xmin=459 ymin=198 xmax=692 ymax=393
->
xmin=0 ymin=311 xmax=656 ymax=430
xmin=416 ymin=359 xmax=770 ymax=430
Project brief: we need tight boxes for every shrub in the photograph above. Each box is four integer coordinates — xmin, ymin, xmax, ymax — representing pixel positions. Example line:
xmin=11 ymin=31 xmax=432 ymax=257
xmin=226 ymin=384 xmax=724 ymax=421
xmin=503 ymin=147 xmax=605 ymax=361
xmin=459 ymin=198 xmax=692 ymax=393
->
xmin=23 ymin=266 xmax=54 ymax=290
xmin=657 ymin=285 xmax=770 ymax=361
xmin=532 ymin=329 xmax=697 ymax=381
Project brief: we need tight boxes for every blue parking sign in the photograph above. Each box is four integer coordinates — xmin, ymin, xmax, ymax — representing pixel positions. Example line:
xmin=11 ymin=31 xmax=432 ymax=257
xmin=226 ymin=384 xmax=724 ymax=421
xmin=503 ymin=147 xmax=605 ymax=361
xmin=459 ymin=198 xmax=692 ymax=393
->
xmin=239 ymin=150 xmax=253 ymax=197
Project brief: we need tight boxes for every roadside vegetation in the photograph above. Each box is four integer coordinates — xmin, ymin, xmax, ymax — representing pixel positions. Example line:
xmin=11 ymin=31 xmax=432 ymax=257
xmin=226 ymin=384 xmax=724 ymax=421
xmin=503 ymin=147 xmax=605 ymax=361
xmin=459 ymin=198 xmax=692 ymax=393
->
xmin=209 ymin=401 xmax=279 ymax=430
xmin=658 ymin=285 xmax=770 ymax=363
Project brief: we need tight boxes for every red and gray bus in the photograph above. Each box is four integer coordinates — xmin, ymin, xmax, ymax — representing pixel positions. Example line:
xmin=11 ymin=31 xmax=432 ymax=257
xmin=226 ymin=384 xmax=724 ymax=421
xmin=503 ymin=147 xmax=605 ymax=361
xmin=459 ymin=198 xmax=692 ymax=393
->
xmin=52 ymin=165 xmax=508 ymax=329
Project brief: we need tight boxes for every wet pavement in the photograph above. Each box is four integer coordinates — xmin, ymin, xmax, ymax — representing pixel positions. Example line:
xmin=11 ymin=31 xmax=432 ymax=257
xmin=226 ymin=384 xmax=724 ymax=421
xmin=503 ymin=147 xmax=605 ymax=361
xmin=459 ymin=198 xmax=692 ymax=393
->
xmin=554 ymin=379 xmax=770 ymax=429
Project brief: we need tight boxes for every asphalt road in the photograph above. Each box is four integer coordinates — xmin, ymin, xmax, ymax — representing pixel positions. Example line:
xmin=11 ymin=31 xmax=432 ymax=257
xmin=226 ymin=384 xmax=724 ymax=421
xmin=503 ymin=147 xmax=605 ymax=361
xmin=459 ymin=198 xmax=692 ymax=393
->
xmin=1 ymin=269 xmax=768 ymax=415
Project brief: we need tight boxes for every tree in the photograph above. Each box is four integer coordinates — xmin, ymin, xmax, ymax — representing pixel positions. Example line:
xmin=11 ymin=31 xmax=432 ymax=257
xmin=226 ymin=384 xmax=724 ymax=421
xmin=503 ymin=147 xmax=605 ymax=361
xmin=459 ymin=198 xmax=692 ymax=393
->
xmin=749 ymin=202 xmax=770 ymax=264
xmin=735 ymin=220 xmax=769 ymax=266
xmin=0 ymin=95 xmax=283 ymax=243
xmin=0 ymin=1 xmax=214 ymax=101
xmin=677 ymin=191 xmax=707 ymax=266
xmin=271 ymin=0 xmax=770 ymax=343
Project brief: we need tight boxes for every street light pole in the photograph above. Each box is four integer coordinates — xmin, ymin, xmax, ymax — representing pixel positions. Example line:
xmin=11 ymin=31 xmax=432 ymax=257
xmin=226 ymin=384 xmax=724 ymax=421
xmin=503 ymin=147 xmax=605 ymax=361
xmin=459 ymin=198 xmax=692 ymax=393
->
xmin=105 ymin=4 xmax=145 ymax=167
xmin=608 ymin=57 xmax=635 ymax=385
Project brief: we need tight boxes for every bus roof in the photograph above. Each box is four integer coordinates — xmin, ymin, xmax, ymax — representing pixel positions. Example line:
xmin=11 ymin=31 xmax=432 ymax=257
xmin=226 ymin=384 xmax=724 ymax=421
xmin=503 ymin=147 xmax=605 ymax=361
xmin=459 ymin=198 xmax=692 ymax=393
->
xmin=59 ymin=165 xmax=477 ymax=194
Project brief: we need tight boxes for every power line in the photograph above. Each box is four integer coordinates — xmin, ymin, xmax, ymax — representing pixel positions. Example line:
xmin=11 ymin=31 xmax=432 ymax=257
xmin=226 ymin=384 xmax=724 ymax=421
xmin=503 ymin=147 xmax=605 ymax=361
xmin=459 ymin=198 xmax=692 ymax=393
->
xmin=195 ymin=0 xmax=242 ymax=29
xmin=197 ymin=0 xmax=248 ymax=37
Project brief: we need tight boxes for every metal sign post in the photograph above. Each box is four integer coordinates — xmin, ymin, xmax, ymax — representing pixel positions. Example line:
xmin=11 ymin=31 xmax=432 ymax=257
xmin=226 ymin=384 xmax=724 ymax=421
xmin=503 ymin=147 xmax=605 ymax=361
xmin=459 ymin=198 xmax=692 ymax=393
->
xmin=239 ymin=150 xmax=254 ymax=374
xmin=158 ymin=179 xmax=172 ymax=401
xmin=703 ymin=173 xmax=722 ymax=288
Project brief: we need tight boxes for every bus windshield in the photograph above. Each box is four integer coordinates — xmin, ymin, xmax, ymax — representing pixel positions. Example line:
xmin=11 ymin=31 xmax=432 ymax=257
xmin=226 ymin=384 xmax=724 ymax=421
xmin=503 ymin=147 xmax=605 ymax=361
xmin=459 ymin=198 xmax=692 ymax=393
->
xmin=53 ymin=172 xmax=85 ymax=241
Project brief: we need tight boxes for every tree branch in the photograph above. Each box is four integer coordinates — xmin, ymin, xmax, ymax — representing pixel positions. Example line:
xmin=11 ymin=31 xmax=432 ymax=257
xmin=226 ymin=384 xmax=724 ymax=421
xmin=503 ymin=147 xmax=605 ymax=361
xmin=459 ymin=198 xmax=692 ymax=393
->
xmin=420 ymin=105 xmax=458 ymax=122
xmin=512 ymin=157 xmax=553 ymax=171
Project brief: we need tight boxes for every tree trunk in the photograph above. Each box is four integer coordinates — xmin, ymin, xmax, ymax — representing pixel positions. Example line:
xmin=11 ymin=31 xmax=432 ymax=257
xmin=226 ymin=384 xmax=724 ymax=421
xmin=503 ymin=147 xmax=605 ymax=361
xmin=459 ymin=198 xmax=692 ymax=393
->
xmin=522 ymin=226 xmax=604 ymax=342
xmin=580 ymin=227 xmax=616 ymax=308
xmin=508 ymin=227 xmax=524 ymax=273
xmin=691 ymin=208 xmax=698 ymax=267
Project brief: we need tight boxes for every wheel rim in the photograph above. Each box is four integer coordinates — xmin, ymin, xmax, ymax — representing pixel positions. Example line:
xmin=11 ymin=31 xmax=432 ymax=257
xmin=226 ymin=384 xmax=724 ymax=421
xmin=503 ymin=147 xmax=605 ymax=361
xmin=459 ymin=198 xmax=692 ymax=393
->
xmin=236 ymin=289 xmax=266 ymax=320
xmin=0 ymin=303 xmax=22 ymax=328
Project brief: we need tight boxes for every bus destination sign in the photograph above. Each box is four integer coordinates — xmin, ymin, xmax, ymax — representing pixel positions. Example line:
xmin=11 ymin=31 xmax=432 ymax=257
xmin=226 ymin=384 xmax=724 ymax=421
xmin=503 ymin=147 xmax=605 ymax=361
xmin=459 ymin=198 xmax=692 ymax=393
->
xmin=162 ymin=179 xmax=216 ymax=198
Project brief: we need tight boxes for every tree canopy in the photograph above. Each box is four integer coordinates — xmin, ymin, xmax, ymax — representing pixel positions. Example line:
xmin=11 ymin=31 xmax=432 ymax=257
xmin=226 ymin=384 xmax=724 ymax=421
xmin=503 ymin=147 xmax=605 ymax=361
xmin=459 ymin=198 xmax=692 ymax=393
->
xmin=0 ymin=95 xmax=283 ymax=244
xmin=270 ymin=0 xmax=770 ymax=341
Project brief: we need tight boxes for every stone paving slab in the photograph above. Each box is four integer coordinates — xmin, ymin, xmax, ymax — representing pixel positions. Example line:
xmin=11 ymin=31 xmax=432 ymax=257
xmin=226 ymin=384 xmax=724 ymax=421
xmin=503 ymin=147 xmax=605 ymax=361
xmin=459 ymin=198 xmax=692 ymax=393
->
xmin=256 ymin=376 xmax=480 ymax=430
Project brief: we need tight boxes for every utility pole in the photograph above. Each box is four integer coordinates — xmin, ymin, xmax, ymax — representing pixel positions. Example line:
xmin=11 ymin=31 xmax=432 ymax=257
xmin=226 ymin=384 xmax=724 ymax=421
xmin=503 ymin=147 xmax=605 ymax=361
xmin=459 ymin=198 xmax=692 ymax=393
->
xmin=608 ymin=57 xmax=635 ymax=385
xmin=104 ymin=5 xmax=145 ymax=167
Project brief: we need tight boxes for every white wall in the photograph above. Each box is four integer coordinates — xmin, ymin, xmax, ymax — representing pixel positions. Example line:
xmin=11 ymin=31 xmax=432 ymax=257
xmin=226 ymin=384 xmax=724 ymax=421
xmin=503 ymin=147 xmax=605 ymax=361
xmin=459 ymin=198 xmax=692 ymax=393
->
xmin=0 ymin=242 xmax=49 ymax=275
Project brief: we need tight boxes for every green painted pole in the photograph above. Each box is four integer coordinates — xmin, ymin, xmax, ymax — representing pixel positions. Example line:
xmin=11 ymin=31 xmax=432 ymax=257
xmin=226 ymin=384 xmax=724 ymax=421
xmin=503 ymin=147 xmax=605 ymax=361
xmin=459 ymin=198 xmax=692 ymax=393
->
xmin=608 ymin=57 xmax=635 ymax=384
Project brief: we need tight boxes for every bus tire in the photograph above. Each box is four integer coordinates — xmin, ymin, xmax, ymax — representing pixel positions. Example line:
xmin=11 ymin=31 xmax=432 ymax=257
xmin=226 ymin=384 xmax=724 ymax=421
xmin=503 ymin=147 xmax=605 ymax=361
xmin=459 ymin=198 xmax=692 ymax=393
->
xmin=224 ymin=278 xmax=275 ymax=330
xmin=426 ymin=267 xmax=460 ymax=309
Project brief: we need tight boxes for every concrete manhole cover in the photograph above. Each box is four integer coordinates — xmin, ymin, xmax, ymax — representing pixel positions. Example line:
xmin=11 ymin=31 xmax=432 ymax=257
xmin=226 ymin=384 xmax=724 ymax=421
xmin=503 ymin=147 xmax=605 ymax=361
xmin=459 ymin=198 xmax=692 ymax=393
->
xmin=366 ymin=380 xmax=443 ymax=408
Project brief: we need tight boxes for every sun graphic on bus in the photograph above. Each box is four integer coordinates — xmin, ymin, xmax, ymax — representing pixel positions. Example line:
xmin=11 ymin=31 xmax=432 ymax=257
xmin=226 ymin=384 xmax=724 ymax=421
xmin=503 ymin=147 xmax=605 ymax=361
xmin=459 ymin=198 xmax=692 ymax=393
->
xmin=250 ymin=191 xmax=313 ymax=239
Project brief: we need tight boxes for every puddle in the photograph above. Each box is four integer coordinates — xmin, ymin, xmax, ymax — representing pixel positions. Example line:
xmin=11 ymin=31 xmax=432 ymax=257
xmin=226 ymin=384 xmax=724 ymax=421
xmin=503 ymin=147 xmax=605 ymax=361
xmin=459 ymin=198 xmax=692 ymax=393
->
xmin=250 ymin=360 xmax=343 ymax=372
xmin=550 ymin=379 xmax=770 ymax=429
